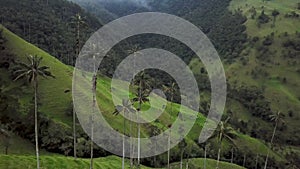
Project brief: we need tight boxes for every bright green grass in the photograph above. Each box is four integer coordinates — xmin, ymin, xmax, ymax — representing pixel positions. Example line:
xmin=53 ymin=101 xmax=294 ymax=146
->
xmin=229 ymin=0 xmax=300 ymax=37
xmin=170 ymin=158 xmax=245 ymax=169
xmin=0 ymin=155 xmax=154 ymax=169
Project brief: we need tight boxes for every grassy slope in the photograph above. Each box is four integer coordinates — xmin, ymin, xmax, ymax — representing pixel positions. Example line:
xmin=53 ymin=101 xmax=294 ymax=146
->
xmin=229 ymin=0 xmax=300 ymax=37
xmin=0 ymin=155 xmax=154 ymax=169
xmin=0 ymin=26 xmax=284 ymax=168
xmin=170 ymin=158 xmax=245 ymax=169
xmin=226 ymin=0 xmax=300 ymax=141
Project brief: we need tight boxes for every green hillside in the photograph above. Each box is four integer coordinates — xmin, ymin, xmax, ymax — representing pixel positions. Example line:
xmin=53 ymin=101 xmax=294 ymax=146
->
xmin=0 ymin=24 xmax=286 ymax=168
xmin=1 ymin=0 xmax=299 ymax=167
xmin=225 ymin=0 xmax=300 ymax=145
xmin=0 ymin=155 xmax=153 ymax=169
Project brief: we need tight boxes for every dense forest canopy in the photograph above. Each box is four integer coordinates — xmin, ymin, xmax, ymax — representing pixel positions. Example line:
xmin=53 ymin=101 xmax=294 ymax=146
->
xmin=0 ymin=0 xmax=102 ymax=65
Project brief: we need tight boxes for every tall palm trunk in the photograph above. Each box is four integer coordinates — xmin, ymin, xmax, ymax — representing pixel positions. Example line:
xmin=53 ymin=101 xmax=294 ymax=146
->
xmin=90 ymin=56 xmax=97 ymax=169
xmin=186 ymin=159 xmax=189 ymax=169
xmin=255 ymin=153 xmax=258 ymax=169
xmin=264 ymin=120 xmax=278 ymax=169
xmin=137 ymin=115 xmax=140 ymax=167
xmin=73 ymin=16 xmax=81 ymax=160
xmin=231 ymin=148 xmax=234 ymax=163
xmin=122 ymin=116 xmax=126 ymax=169
xmin=73 ymin=109 xmax=77 ymax=159
xmin=243 ymin=154 xmax=246 ymax=167
xmin=154 ymin=140 xmax=157 ymax=168
xmin=167 ymin=129 xmax=171 ymax=169
xmin=204 ymin=145 xmax=207 ymax=169
xmin=90 ymin=90 xmax=95 ymax=169
xmin=90 ymin=117 xmax=94 ymax=169
xmin=137 ymin=80 xmax=142 ymax=167
xmin=180 ymin=150 xmax=183 ymax=169
xmin=129 ymin=113 xmax=133 ymax=169
xmin=216 ymin=145 xmax=221 ymax=169
xmin=34 ymin=78 xmax=40 ymax=169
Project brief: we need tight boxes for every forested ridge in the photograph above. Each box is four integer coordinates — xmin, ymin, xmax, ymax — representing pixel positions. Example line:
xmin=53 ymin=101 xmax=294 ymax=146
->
xmin=0 ymin=0 xmax=101 ymax=65
xmin=0 ymin=0 xmax=299 ymax=168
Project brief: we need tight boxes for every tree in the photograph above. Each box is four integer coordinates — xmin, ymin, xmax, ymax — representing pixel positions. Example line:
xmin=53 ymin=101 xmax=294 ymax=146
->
xmin=149 ymin=126 xmax=160 ymax=168
xmin=263 ymin=111 xmax=284 ymax=169
xmin=14 ymin=55 xmax=54 ymax=169
xmin=178 ymin=138 xmax=187 ymax=169
xmin=213 ymin=118 xmax=236 ymax=169
xmin=113 ymin=99 xmax=136 ymax=169
xmin=71 ymin=13 xmax=86 ymax=65
xmin=132 ymin=71 xmax=150 ymax=167
xmin=0 ymin=127 xmax=10 ymax=155
xmin=163 ymin=82 xmax=176 ymax=169
xmin=90 ymin=55 xmax=97 ymax=169
xmin=70 ymin=13 xmax=86 ymax=159
xmin=257 ymin=10 xmax=270 ymax=25
xmin=271 ymin=9 xmax=280 ymax=27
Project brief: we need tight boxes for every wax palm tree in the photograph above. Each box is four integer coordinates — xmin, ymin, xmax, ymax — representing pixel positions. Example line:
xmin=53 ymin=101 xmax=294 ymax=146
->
xmin=0 ymin=127 xmax=10 ymax=155
xmin=178 ymin=138 xmax=187 ymax=169
xmin=71 ymin=13 xmax=86 ymax=60
xmin=70 ymin=13 xmax=86 ymax=159
xmin=213 ymin=117 xmax=236 ymax=169
xmin=132 ymin=71 xmax=150 ymax=167
xmin=150 ymin=126 xmax=160 ymax=168
xmin=163 ymin=82 xmax=176 ymax=169
xmin=14 ymin=55 xmax=54 ymax=169
xmin=113 ymin=99 xmax=136 ymax=169
xmin=271 ymin=9 xmax=280 ymax=27
xmin=127 ymin=45 xmax=142 ymax=168
xmin=90 ymin=55 xmax=97 ymax=169
xmin=264 ymin=111 xmax=284 ymax=169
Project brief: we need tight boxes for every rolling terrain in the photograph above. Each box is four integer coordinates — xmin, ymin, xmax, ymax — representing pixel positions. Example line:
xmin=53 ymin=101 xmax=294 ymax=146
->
xmin=0 ymin=0 xmax=299 ymax=168
xmin=1 ymin=27 xmax=284 ymax=168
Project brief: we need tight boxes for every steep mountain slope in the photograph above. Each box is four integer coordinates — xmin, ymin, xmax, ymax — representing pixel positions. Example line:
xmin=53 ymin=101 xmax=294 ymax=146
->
xmin=0 ymin=0 xmax=102 ymax=65
xmin=0 ymin=25 xmax=287 ymax=168
xmin=225 ymin=0 xmax=300 ymax=145
xmin=70 ymin=0 xmax=300 ymax=167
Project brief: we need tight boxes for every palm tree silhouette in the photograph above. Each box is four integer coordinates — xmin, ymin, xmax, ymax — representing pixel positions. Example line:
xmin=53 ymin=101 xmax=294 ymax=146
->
xmin=132 ymin=71 xmax=150 ymax=167
xmin=70 ymin=13 xmax=86 ymax=159
xmin=213 ymin=117 xmax=236 ymax=169
xmin=113 ymin=99 xmax=136 ymax=169
xmin=14 ymin=55 xmax=54 ymax=169
xmin=264 ymin=111 xmax=284 ymax=169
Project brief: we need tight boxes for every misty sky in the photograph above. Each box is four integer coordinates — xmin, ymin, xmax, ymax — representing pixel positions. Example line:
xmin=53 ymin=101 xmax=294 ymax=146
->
xmin=79 ymin=0 xmax=150 ymax=7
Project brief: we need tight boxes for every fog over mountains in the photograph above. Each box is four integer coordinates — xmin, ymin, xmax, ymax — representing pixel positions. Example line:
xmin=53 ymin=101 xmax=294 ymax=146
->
xmin=72 ymin=0 xmax=150 ymax=8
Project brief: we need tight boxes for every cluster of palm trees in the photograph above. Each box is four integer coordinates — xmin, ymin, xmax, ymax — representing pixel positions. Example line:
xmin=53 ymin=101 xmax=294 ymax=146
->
xmin=11 ymin=11 xmax=286 ymax=167
xmin=12 ymin=53 xmax=286 ymax=169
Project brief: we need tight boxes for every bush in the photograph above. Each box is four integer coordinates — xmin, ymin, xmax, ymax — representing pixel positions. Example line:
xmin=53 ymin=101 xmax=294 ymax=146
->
xmin=257 ymin=10 xmax=270 ymax=24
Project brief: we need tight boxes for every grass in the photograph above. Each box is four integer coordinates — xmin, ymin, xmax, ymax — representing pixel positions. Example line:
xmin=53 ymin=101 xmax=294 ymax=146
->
xmin=170 ymin=158 xmax=245 ymax=169
xmin=0 ymin=25 xmax=289 ymax=168
xmin=227 ymin=0 xmax=300 ymax=141
xmin=0 ymin=155 xmax=154 ymax=169
xmin=229 ymin=0 xmax=300 ymax=37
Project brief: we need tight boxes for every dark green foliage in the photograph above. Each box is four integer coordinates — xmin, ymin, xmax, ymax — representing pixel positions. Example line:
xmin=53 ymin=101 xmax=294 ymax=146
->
xmin=262 ymin=35 xmax=273 ymax=46
xmin=229 ymin=85 xmax=273 ymax=120
xmin=282 ymin=39 xmax=300 ymax=51
xmin=257 ymin=10 xmax=270 ymax=24
xmin=0 ymin=0 xmax=101 ymax=65
xmin=0 ymin=28 xmax=15 ymax=69
xmin=96 ymin=0 xmax=248 ymax=78
xmin=284 ymin=11 xmax=300 ymax=18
